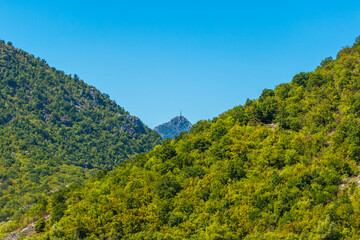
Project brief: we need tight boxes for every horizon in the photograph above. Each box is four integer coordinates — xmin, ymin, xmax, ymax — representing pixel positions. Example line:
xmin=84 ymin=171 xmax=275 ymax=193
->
xmin=1 ymin=1 xmax=360 ymax=128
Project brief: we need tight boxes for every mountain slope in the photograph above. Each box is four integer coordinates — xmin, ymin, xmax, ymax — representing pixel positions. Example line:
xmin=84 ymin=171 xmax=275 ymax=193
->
xmin=6 ymin=36 xmax=360 ymax=239
xmin=154 ymin=115 xmax=192 ymax=139
xmin=0 ymin=40 xmax=161 ymax=223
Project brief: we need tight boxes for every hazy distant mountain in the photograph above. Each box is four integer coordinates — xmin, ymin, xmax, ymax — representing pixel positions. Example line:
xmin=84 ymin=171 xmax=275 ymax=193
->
xmin=154 ymin=115 xmax=192 ymax=139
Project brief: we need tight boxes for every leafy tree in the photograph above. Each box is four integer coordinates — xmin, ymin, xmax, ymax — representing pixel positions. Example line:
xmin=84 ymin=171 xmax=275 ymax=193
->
xmin=320 ymin=56 xmax=333 ymax=67
xmin=292 ymin=72 xmax=310 ymax=86
xmin=34 ymin=218 xmax=46 ymax=233
xmin=314 ymin=215 xmax=340 ymax=240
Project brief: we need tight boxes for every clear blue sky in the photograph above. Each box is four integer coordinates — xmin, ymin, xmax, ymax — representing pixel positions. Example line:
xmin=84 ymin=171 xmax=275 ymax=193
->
xmin=1 ymin=1 xmax=360 ymax=128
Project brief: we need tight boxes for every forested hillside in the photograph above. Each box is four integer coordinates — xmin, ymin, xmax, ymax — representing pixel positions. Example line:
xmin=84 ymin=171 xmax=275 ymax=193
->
xmin=6 ymin=36 xmax=360 ymax=239
xmin=0 ymin=40 xmax=161 ymax=225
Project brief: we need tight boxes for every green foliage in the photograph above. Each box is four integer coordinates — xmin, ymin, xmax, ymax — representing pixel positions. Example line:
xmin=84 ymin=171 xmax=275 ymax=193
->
xmin=0 ymin=41 xmax=161 ymax=227
xmin=292 ymin=72 xmax=310 ymax=86
xmin=320 ymin=57 xmax=333 ymax=67
xmin=6 ymin=35 xmax=360 ymax=239
xmin=155 ymin=176 xmax=181 ymax=199
xmin=313 ymin=215 xmax=340 ymax=240
xmin=259 ymin=88 xmax=275 ymax=101
xmin=34 ymin=218 xmax=46 ymax=233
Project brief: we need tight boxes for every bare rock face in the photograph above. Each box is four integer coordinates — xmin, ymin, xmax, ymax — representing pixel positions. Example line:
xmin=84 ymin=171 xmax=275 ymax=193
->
xmin=120 ymin=115 xmax=146 ymax=135
xmin=154 ymin=116 xmax=192 ymax=139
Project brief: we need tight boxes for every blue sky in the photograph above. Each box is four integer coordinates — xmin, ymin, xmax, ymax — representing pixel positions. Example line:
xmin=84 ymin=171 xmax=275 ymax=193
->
xmin=1 ymin=1 xmax=360 ymax=128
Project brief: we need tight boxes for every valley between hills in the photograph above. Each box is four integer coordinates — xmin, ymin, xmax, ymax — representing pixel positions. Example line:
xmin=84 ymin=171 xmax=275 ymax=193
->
xmin=2 ymin=36 xmax=360 ymax=239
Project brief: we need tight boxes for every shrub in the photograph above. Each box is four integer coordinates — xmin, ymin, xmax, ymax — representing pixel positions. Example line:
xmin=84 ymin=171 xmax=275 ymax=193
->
xmin=35 ymin=218 xmax=46 ymax=233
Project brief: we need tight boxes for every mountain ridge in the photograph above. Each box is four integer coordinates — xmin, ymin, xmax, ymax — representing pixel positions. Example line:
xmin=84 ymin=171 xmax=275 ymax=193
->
xmin=154 ymin=115 xmax=192 ymax=139
xmin=0 ymin=40 xmax=161 ymax=223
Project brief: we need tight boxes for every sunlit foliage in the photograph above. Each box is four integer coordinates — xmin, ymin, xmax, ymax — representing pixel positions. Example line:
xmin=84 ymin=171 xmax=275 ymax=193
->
xmin=5 ymin=37 xmax=360 ymax=239
xmin=0 ymin=40 xmax=161 ymax=228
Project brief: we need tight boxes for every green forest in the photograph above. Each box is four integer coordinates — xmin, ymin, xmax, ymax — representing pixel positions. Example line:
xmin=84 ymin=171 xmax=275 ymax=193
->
xmin=0 ymin=40 xmax=161 ymax=230
xmin=3 ymin=36 xmax=360 ymax=239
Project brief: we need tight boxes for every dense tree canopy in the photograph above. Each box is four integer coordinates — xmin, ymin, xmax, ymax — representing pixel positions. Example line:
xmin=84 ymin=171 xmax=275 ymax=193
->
xmin=0 ymin=40 xmax=161 ymax=225
xmin=4 ymin=36 xmax=360 ymax=239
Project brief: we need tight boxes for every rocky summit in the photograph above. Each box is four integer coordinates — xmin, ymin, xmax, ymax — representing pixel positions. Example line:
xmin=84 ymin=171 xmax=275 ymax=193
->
xmin=154 ymin=115 xmax=192 ymax=139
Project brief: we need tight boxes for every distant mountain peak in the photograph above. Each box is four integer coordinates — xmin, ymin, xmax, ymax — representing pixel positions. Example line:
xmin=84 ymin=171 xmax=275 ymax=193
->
xmin=154 ymin=115 xmax=192 ymax=139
